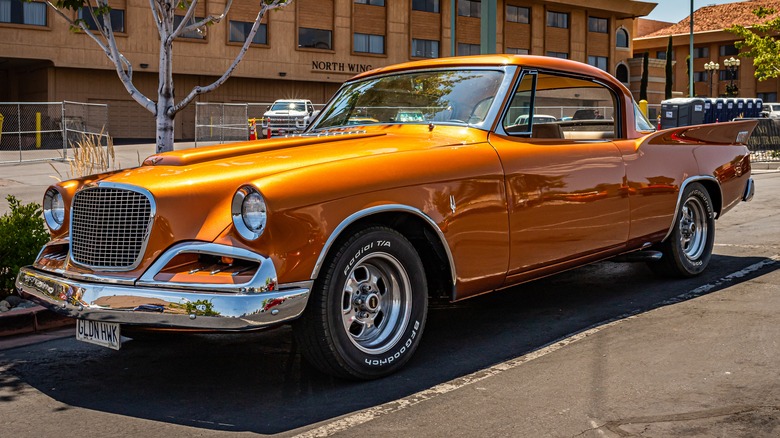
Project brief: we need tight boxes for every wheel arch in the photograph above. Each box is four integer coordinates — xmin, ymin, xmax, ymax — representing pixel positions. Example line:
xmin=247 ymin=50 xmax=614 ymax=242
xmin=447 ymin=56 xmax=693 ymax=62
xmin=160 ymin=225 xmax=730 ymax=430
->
xmin=661 ymin=175 xmax=722 ymax=243
xmin=310 ymin=205 xmax=456 ymax=300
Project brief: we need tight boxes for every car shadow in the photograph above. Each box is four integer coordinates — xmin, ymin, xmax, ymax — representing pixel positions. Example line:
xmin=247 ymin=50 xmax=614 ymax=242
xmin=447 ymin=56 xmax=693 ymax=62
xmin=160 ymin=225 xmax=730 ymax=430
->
xmin=1 ymin=254 xmax=776 ymax=434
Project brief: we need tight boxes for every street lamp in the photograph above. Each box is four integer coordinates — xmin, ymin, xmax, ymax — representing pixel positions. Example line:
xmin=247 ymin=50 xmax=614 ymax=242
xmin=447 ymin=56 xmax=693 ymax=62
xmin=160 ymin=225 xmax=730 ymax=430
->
xmin=724 ymin=57 xmax=741 ymax=97
xmin=704 ymin=61 xmax=720 ymax=97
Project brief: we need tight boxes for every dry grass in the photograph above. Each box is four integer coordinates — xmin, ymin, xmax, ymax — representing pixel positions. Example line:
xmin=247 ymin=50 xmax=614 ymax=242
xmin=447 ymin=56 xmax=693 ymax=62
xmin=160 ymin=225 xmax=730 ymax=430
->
xmin=50 ymin=130 xmax=116 ymax=180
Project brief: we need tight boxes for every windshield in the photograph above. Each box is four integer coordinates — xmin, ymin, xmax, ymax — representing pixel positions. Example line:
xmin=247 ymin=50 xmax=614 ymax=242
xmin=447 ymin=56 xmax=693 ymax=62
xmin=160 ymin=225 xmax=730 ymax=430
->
xmin=271 ymin=102 xmax=306 ymax=112
xmin=310 ymin=70 xmax=504 ymax=130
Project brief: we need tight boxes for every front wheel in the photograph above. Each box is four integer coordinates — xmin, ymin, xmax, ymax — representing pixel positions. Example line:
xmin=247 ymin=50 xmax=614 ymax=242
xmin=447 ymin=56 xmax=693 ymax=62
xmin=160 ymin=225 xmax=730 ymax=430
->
xmin=649 ymin=182 xmax=715 ymax=277
xmin=293 ymin=227 xmax=428 ymax=380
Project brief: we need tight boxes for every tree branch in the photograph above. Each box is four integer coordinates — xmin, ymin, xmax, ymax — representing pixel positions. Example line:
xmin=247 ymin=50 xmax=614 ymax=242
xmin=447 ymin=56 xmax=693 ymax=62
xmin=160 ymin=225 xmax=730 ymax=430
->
xmin=43 ymin=0 xmax=156 ymax=115
xmin=170 ymin=1 xmax=287 ymax=115
xmin=179 ymin=0 xmax=234 ymax=37
xmin=149 ymin=0 xmax=164 ymax=35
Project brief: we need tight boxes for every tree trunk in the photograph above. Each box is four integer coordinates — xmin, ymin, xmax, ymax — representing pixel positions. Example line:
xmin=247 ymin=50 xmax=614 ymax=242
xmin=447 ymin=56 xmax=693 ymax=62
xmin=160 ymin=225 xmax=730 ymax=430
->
xmin=156 ymin=101 xmax=175 ymax=153
xmin=156 ymin=21 xmax=175 ymax=153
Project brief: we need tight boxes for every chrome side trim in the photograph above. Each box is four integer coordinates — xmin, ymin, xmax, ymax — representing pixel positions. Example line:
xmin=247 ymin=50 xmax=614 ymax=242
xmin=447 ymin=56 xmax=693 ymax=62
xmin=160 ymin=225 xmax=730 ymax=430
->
xmin=742 ymin=177 xmax=755 ymax=202
xmin=310 ymin=204 xmax=457 ymax=287
xmin=137 ymin=242 xmax=277 ymax=294
xmin=661 ymin=175 xmax=722 ymax=243
xmin=16 ymin=267 xmax=309 ymax=330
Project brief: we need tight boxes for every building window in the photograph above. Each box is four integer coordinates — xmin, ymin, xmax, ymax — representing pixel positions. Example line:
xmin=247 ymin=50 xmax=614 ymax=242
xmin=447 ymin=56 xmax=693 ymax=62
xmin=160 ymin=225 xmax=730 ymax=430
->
xmin=354 ymin=33 xmax=384 ymax=54
xmin=692 ymin=46 xmax=709 ymax=58
xmin=174 ymin=15 xmax=206 ymax=39
xmin=457 ymin=43 xmax=480 ymax=56
xmin=412 ymin=39 xmax=439 ymax=58
xmin=412 ymin=0 xmax=439 ymax=13
xmin=758 ymin=92 xmax=777 ymax=102
xmin=355 ymin=0 xmax=384 ymax=5
xmin=299 ymin=27 xmax=332 ymax=50
xmin=616 ymin=64 xmax=629 ymax=83
xmin=547 ymin=11 xmax=568 ymax=29
xmin=719 ymin=70 xmax=735 ymax=81
xmin=0 ymin=0 xmax=46 ymax=26
xmin=506 ymin=5 xmax=529 ymax=24
xmin=78 ymin=8 xmax=125 ymax=33
xmin=588 ymin=55 xmax=608 ymax=71
xmin=588 ymin=17 xmax=608 ymax=33
xmin=546 ymin=51 xmax=568 ymax=59
xmin=506 ymin=47 xmax=529 ymax=55
xmin=693 ymin=71 xmax=708 ymax=82
xmin=616 ymin=28 xmax=629 ymax=48
xmin=720 ymin=44 xmax=739 ymax=56
xmin=229 ymin=21 xmax=267 ymax=45
xmin=458 ymin=0 xmax=481 ymax=18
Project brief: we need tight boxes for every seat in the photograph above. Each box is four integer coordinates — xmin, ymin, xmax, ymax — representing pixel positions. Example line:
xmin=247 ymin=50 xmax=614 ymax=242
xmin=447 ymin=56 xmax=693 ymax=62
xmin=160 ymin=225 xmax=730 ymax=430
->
xmin=531 ymin=123 xmax=563 ymax=139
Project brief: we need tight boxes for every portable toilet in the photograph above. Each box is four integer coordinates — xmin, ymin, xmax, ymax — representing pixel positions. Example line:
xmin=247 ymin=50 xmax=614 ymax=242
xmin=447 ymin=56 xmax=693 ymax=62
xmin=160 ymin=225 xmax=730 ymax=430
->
xmin=703 ymin=99 xmax=714 ymax=124
xmin=756 ymin=99 xmax=764 ymax=116
xmin=660 ymin=98 xmax=706 ymax=128
xmin=725 ymin=99 xmax=736 ymax=121
xmin=714 ymin=98 xmax=726 ymax=122
xmin=736 ymin=98 xmax=746 ymax=118
xmin=745 ymin=99 xmax=755 ymax=118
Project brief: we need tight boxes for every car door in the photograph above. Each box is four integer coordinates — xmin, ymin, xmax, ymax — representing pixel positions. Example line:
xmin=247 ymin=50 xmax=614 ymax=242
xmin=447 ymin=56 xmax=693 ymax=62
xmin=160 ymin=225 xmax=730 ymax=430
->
xmin=488 ymin=70 xmax=630 ymax=281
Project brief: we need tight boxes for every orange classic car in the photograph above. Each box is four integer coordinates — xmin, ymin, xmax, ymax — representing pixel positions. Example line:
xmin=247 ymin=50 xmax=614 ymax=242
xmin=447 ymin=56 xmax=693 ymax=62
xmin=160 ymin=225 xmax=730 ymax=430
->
xmin=17 ymin=55 xmax=756 ymax=380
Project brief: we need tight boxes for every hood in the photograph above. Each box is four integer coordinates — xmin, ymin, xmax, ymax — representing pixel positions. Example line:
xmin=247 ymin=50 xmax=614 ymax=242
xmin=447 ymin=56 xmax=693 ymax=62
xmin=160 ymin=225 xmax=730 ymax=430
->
xmin=91 ymin=124 xmax=487 ymax=243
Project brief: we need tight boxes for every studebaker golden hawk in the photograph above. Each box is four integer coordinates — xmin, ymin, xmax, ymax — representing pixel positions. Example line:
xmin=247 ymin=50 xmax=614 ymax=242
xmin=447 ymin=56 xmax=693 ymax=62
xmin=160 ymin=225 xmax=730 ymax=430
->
xmin=17 ymin=55 xmax=756 ymax=379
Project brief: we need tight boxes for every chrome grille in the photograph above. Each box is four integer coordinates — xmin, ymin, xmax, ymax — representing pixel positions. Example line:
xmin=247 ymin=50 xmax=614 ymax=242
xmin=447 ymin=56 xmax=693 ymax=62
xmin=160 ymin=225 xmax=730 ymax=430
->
xmin=70 ymin=186 xmax=153 ymax=270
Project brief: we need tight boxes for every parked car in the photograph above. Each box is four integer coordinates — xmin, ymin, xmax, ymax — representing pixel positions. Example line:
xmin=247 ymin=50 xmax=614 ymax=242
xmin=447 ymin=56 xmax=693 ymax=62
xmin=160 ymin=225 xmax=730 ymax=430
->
xmin=17 ymin=55 xmax=757 ymax=380
xmin=514 ymin=114 xmax=558 ymax=125
xmin=761 ymin=102 xmax=780 ymax=118
xmin=262 ymin=99 xmax=316 ymax=135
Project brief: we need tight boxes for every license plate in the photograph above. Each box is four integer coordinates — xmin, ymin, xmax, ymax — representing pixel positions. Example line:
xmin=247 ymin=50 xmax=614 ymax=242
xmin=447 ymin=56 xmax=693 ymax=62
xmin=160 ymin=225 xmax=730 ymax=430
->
xmin=76 ymin=319 xmax=121 ymax=350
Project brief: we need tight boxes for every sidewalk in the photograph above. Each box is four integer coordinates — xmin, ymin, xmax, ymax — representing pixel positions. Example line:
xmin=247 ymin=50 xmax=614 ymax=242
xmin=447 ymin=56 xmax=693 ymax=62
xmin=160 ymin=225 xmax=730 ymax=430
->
xmin=0 ymin=142 xmax=196 ymax=213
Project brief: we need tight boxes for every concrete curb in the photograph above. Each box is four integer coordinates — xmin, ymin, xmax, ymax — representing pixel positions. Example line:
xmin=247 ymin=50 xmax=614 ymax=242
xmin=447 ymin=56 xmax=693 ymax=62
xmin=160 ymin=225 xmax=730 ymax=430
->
xmin=0 ymin=304 xmax=74 ymax=338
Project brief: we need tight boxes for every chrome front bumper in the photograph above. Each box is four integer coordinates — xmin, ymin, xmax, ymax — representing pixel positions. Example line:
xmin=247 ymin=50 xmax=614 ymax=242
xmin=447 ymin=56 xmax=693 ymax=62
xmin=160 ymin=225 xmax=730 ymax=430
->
xmin=16 ymin=267 xmax=311 ymax=331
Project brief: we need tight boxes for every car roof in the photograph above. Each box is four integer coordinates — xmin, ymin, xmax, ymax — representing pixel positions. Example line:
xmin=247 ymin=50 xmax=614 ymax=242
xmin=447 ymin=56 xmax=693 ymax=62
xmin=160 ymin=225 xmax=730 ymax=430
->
xmin=351 ymin=54 xmax=620 ymax=88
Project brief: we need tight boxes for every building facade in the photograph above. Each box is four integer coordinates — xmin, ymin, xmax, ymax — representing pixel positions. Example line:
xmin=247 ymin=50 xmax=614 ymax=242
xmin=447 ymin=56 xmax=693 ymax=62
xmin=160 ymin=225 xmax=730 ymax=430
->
xmin=633 ymin=1 xmax=780 ymax=105
xmin=0 ymin=0 xmax=654 ymax=139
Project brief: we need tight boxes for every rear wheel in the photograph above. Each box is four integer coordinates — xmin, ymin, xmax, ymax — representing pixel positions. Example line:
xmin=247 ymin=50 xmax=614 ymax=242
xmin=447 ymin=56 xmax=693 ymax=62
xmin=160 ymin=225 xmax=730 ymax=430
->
xmin=294 ymin=227 xmax=428 ymax=380
xmin=649 ymin=182 xmax=715 ymax=277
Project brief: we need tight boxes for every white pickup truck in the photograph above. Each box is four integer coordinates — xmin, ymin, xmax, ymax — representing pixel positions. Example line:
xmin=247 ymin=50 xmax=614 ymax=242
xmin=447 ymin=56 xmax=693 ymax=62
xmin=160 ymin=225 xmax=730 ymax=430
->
xmin=262 ymin=99 xmax=317 ymax=136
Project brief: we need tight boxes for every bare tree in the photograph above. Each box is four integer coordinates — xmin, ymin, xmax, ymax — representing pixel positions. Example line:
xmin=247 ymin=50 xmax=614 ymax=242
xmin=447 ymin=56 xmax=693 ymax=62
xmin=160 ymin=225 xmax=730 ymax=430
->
xmin=44 ymin=0 xmax=292 ymax=152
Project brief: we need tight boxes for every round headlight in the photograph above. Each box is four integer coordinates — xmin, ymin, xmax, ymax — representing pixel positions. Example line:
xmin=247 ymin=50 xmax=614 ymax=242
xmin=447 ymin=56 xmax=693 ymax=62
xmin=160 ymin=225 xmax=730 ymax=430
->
xmin=232 ymin=186 xmax=267 ymax=240
xmin=242 ymin=192 xmax=267 ymax=232
xmin=43 ymin=188 xmax=65 ymax=231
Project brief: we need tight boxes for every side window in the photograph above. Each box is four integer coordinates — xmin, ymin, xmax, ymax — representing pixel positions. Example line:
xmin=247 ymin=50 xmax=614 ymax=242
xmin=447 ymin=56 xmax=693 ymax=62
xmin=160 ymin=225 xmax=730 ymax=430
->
xmin=503 ymin=73 xmax=535 ymax=134
xmin=503 ymin=71 xmax=618 ymax=140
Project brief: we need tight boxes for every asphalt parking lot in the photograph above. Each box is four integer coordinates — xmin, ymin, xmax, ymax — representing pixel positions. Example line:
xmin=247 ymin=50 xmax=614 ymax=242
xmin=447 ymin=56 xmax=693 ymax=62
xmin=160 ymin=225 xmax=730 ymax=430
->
xmin=0 ymin=158 xmax=778 ymax=437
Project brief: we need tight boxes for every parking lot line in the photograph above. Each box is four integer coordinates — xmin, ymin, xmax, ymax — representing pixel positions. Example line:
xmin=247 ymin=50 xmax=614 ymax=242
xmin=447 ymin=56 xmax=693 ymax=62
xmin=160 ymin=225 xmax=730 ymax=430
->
xmin=292 ymin=254 xmax=779 ymax=438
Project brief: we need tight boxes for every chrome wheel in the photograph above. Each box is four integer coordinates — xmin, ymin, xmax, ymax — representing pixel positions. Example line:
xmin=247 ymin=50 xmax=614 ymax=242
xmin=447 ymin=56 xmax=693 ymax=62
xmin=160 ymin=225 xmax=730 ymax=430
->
xmin=679 ymin=196 xmax=708 ymax=260
xmin=293 ymin=226 xmax=428 ymax=379
xmin=341 ymin=252 xmax=412 ymax=354
xmin=648 ymin=182 xmax=715 ymax=278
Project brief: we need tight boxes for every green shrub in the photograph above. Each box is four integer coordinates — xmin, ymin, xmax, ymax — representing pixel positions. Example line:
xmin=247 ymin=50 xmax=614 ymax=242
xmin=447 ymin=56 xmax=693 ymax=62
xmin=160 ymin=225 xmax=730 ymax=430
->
xmin=0 ymin=195 xmax=50 ymax=298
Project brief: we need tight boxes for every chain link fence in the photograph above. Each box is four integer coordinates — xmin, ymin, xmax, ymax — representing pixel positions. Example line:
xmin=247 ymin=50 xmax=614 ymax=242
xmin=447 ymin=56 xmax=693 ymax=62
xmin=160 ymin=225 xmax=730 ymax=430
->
xmin=0 ymin=101 xmax=109 ymax=164
xmin=195 ymin=102 xmax=326 ymax=147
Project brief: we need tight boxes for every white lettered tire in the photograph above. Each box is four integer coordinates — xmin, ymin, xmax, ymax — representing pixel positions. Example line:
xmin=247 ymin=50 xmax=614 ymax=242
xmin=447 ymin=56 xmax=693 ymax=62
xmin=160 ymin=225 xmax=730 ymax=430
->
xmin=294 ymin=226 xmax=428 ymax=380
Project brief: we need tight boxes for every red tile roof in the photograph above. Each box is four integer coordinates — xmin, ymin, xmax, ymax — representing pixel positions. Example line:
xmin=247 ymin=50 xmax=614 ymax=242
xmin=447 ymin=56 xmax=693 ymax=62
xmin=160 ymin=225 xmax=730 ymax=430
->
xmin=642 ymin=0 xmax=780 ymax=38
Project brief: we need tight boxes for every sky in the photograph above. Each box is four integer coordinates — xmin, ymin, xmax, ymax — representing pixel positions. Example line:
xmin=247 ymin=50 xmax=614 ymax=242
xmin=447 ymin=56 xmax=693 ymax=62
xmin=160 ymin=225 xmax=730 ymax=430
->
xmin=645 ymin=0 xmax=745 ymax=23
